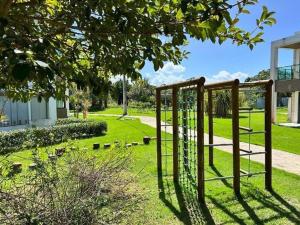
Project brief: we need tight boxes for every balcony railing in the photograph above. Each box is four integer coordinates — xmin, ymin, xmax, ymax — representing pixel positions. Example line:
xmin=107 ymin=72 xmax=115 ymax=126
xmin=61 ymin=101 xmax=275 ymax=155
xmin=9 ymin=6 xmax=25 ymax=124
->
xmin=277 ymin=64 xmax=300 ymax=80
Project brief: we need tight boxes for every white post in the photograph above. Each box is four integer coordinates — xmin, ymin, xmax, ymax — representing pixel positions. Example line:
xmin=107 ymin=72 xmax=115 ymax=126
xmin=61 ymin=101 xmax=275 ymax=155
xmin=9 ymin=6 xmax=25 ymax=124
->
xmin=65 ymin=89 xmax=70 ymax=116
xmin=27 ymin=99 xmax=32 ymax=125
xmin=294 ymin=49 xmax=300 ymax=79
xmin=123 ymin=74 xmax=127 ymax=115
xmin=292 ymin=49 xmax=300 ymax=123
xmin=270 ymin=44 xmax=278 ymax=123
xmin=291 ymin=92 xmax=299 ymax=123
xmin=47 ymin=97 xmax=57 ymax=124
xmin=288 ymin=97 xmax=292 ymax=122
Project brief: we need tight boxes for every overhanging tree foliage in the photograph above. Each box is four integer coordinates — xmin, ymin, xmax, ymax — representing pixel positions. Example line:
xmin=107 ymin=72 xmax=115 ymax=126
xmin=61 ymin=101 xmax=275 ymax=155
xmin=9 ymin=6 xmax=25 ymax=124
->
xmin=0 ymin=0 xmax=276 ymax=100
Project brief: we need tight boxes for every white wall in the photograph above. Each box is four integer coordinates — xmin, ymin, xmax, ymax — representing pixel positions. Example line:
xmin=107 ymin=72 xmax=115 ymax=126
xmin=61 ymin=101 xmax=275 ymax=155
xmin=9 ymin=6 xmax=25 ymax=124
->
xmin=0 ymin=96 xmax=59 ymax=129
xmin=47 ymin=97 xmax=57 ymax=123
xmin=30 ymin=97 xmax=47 ymax=121
xmin=0 ymin=96 xmax=29 ymax=125
xmin=30 ymin=97 xmax=57 ymax=126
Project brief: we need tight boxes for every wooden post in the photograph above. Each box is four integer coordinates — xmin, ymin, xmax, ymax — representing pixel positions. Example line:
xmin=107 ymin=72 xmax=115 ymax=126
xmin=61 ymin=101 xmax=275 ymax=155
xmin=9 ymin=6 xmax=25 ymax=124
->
xmin=265 ymin=81 xmax=273 ymax=190
xmin=182 ymin=90 xmax=189 ymax=171
xmin=197 ymin=83 xmax=205 ymax=202
xmin=172 ymin=87 xmax=179 ymax=182
xmin=232 ymin=84 xmax=240 ymax=195
xmin=156 ymin=89 xmax=162 ymax=175
xmin=208 ymin=90 xmax=214 ymax=166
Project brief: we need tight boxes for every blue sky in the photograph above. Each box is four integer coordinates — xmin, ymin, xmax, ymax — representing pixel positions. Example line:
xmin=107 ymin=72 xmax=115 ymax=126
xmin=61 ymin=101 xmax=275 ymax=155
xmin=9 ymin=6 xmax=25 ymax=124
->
xmin=141 ymin=0 xmax=300 ymax=85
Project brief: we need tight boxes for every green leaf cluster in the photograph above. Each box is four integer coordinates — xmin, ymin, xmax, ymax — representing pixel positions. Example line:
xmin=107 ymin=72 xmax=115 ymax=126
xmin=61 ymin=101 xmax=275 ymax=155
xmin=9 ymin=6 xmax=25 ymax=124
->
xmin=0 ymin=0 xmax=276 ymax=100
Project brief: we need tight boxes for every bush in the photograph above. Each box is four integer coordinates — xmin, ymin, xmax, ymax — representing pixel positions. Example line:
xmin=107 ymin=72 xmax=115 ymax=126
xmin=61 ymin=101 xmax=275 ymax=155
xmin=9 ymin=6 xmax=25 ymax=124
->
xmin=0 ymin=121 xmax=107 ymax=155
xmin=56 ymin=118 xmax=86 ymax=125
xmin=0 ymin=148 xmax=141 ymax=225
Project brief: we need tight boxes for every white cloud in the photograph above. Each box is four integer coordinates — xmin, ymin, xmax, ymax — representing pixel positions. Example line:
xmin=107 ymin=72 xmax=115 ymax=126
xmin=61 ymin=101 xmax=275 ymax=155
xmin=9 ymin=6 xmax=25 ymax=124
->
xmin=145 ymin=62 xmax=186 ymax=86
xmin=205 ymin=70 xmax=249 ymax=84
xmin=113 ymin=67 xmax=249 ymax=87
xmin=110 ymin=75 xmax=133 ymax=84
xmin=110 ymin=75 xmax=123 ymax=84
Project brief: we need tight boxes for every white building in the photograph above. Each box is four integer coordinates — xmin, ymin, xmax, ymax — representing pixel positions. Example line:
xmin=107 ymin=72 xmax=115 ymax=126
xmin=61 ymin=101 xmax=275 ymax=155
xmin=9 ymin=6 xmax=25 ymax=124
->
xmin=0 ymin=95 xmax=69 ymax=131
xmin=271 ymin=32 xmax=300 ymax=125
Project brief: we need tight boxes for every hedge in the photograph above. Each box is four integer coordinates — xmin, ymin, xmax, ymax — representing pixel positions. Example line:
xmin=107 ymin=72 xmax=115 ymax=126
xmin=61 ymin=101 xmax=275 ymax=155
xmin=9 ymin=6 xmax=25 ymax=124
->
xmin=55 ymin=118 xmax=86 ymax=125
xmin=0 ymin=121 xmax=107 ymax=155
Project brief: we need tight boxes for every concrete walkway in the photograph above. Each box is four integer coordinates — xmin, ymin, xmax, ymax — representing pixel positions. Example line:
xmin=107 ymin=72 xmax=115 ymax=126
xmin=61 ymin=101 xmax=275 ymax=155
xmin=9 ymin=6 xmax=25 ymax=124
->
xmin=93 ymin=114 xmax=300 ymax=176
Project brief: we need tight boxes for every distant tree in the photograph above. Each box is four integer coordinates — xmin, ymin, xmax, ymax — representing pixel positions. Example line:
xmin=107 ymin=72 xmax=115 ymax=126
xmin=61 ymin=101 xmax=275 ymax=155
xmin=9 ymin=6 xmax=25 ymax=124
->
xmin=244 ymin=69 xmax=290 ymax=107
xmin=215 ymin=90 xmax=231 ymax=117
xmin=82 ymin=97 xmax=92 ymax=119
xmin=245 ymin=69 xmax=270 ymax=82
xmin=111 ymin=79 xmax=131 ymax=105
xmin=89 ymin=76 xmax=112 ymax=110
xmin=128 ymin=78 xmax=155 ymax=105
xmin=69 ymin=84 xmax=92 ymax=118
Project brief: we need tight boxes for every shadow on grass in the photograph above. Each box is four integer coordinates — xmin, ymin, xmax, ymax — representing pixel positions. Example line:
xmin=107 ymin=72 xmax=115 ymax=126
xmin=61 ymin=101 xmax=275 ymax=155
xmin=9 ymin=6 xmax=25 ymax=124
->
xmin=158 ymin=172 xmax=215 ymax=225
xmin=158 ymin=168 xmax=300 ymax=224
xmin=207 ymin=188 xmax=300 ymax=225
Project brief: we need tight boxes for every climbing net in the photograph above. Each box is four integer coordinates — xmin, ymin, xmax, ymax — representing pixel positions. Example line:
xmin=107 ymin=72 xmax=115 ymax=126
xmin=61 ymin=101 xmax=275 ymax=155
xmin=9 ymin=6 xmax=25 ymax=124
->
xmin=178 ymin=86 xmax=198 ymax=190
xmin=156 ymin=78 xmax=205 ymax=199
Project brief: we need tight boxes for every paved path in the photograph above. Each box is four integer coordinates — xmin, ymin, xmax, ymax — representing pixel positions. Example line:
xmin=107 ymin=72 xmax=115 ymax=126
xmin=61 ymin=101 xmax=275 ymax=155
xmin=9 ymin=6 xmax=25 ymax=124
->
xmin=93 ymin=114 xmax=300 ymax=176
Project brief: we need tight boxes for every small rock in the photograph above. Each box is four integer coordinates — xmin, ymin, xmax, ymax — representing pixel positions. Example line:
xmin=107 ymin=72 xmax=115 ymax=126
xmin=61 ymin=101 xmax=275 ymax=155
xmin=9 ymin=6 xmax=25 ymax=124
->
xmin=143 ymin=136 xmax=151 ymax=145
xmin=104 ymin=143 xmax=111 ymax=149
xmin=55 ymin=147 xmax=65 ymax=157
xmin=132 ymin=142 xmax=139 ymax=146
xmin=48 ymin=154 xmax=57 ymax=161
xmin=12 ymin=162 xmax=22 ymax=173
xmin=29 ymin=163 xmax=37 ymax=170
xmin=93 ymin=143 xmax=100 ymax=150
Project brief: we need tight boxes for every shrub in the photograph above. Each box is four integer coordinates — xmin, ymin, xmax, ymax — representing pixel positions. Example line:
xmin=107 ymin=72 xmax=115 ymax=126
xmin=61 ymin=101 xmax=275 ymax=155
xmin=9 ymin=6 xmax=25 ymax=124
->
xmin=0 ymin=148 xmax=141 ymax=224
xmin=55 ymin=118 xmax=86 ymax=125
xmin=0 ymin=121 xmax=107 ymax=155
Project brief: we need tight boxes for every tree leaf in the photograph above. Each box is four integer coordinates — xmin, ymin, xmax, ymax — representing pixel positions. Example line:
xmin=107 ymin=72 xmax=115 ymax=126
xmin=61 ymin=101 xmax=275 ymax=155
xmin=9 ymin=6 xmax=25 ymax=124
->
xmin=12 ymin=62 xmax=32 ymax=81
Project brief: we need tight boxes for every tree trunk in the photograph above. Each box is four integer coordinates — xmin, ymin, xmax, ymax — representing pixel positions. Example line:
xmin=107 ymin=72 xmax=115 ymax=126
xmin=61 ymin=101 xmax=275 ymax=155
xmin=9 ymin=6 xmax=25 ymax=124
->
xmin=123 ymin=74 xmax=127 ymax=115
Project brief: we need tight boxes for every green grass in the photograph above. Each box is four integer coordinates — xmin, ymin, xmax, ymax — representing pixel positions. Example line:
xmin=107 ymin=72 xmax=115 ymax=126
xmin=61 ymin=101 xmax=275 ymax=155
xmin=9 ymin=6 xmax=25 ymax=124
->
xmin=90 ymin=106 xmax=156 ymax=117
xmin=93 ymin=106 xmax=300 ymax=155
xmin=206 ymin=112 xmax=300 ymax=155
xmin=2 ymin=115 xmax=300 ymax=224
xmin=276 ymin=107 xmax=289 ymax=123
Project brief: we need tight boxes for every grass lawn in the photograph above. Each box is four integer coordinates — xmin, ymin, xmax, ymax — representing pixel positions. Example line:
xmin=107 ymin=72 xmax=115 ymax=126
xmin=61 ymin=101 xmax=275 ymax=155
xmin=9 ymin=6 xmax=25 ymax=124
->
xmin=92 ymin=106 xmax=300 ymax=155
xmin=2 ymin=115 xmax=300 ymax=224
xmin=276 ymin=107 xmax=289 ymax=123
xmin=89 ymin=106 xmax=156 ymax=117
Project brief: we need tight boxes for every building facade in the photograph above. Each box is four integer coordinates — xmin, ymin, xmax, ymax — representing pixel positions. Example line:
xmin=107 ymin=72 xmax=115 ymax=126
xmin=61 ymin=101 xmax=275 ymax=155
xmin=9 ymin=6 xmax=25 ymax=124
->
xmin=0 ymin=96 xmax=69 ymax=131
xmin=271 ymin=32 xmax=300 ymax=124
